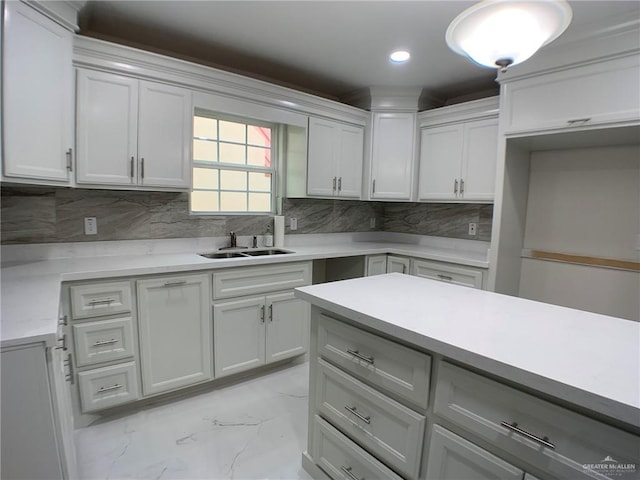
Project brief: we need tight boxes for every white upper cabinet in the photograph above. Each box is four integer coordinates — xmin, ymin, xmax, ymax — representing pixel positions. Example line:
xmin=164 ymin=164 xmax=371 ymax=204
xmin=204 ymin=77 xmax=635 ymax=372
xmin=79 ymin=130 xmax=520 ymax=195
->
xmin=307 ymin=116 xmax=364 ymax=198
xmin=418 ymin=98 xmax=499 ymax=202
xmin=370 ymin=112 xmax=416 ymax=200
xmin=2 ymin=1 xmax=73 ymax=184
xmin=502 ymin=54 xmax=640 ymax=135
xmin=76 ymin=69 xmax=192 ymax=189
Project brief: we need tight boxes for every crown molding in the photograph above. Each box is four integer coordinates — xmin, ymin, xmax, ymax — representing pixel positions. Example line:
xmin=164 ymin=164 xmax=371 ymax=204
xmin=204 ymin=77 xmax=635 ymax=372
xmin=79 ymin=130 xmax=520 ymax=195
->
xmin=418 ymin=96 xmax=499 ymax=127
xmin=24 ymin=0 xmax=83 ymax=31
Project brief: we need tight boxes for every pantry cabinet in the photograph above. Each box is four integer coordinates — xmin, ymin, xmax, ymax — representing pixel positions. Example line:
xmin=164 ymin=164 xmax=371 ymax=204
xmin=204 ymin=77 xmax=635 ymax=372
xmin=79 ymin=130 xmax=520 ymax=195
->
xmin=370 ymin=112 xmax=417 ymax=200
xmin=307 ymin=117 xmax=364 ymax=198
xmin=2 ymin=1 xmax=73 ymax=184
xmin=418 ymin=98 xmax=499 ymax=202
xmin=76 ymin=68 xmax=192 ymax=189
xmin=137 ymin=274 xmax=212 ymax=396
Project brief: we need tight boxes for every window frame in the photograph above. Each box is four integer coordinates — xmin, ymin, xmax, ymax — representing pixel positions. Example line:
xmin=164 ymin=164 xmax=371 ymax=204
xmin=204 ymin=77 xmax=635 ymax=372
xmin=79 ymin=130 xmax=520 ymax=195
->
xmin=190 ymin=109 xmax=278 ymax=216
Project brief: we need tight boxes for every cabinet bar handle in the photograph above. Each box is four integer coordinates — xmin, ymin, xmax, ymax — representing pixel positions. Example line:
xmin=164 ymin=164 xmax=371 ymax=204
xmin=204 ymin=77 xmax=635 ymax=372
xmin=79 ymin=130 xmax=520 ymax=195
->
xmin=341 ymin=466 xmax=363 ymax=480
xmin=332 ymin=176 xmax=337 ymax=191
xmin=55 ymin=334 xmax=67 ymax=351
xmin=66 ymin=148 xmax=73 ymax=171
xmin=268 ymin=304 xmax=273 ymax=322
xmin=88 ymin=298 xmax=115 ymax=306
xmin=437 ymin=274 xmax=453 ymax=281
xmin=454 ymin=179 xmax=458 ymax=194
xmin=372 ymin=179 xmax=376 ymax=194
xmin=58 ymin=315 xmax=68 ymax=326
xmin=260 ymin=305 xmax=265 ymax=323
xmin=130 ymin=156 xmax=135 ymax=178
xmin=346 ymin=349 xmax=374 ymax=364
xmin=567 ymin=118 xmax=591 ymax=125
xmin=140 ymin=158 xmax=145 ymax=179
xmin=344 ymin=405 xmax=371 ymax=424
xmin=64 ymin=353 xmax=74 ymax=384
xmin=163 ymin=280 xmax=187 ymax=287
xmin=92 ymin=339 xmax=118 ymax=347
xmin=460 ymin=178 xmax=465 ymax=195
xmin=501 ymin=421 xmax=556 ymax=449
xmin=338 ymin=177 xmax=342 ymax=192
xmin=97 ymin=384 xmax=123 ymax=394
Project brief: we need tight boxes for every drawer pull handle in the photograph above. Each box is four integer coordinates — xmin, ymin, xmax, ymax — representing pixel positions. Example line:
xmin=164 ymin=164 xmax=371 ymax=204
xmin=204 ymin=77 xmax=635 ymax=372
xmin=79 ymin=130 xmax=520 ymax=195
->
xmin=55 ymin=334 xmax=67 ymax=351
xmin=88 ymin=298 xmax=115 ymax=306
xmin=567 ymin=117 xmax=591 ymax=125
xmin=345 ymin=405 xmax=371 ymax=424
xmin=92 ymin=339 xmax=118 ymax=347
xmin=163 ymin=280 xmax=187 ymax=287
xmin=97 ymin=384 xmax=123 ymax=394
xmin=437 ymin=274 xmax=453 ymax=281
xmin=346 ymin=349 xmax=374 ymax=365
xmin=64 ymin=353 xmax=75 ymax=385
xmin=501 ymin=421 xmax=556 ymax=450
xmin=341 ymin=466 xmax=363 ymax=480
xmin=58 ymin=315 xmax=68 ymax=326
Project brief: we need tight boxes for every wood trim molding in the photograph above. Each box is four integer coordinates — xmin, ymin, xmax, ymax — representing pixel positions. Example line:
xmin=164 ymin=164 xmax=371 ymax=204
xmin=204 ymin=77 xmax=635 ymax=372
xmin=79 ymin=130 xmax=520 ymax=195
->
xmin=525 ymin=250 xmax=640 ymax=272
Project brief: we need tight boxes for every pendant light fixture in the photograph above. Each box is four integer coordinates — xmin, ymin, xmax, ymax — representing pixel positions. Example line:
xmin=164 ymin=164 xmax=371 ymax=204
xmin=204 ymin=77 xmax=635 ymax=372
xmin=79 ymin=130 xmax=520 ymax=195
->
xmin=446 ymin=0 xmax=572 ymax=72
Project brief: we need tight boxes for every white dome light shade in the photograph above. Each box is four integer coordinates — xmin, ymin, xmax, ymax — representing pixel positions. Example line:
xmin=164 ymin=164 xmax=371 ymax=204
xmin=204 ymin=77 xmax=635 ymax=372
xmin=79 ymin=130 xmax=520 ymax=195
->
xmin=446 ymin=0 xmax=572 ymax=69
xmin=390 ymin=50 xmax=411 ymax=63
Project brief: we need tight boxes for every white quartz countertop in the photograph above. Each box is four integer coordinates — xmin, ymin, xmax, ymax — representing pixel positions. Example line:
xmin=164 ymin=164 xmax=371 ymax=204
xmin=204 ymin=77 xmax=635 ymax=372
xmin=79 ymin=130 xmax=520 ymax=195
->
xmin=295 ymin=273 xmax=640 ymax=429
xmin=1 ymin=236 xmax=488 ymax=349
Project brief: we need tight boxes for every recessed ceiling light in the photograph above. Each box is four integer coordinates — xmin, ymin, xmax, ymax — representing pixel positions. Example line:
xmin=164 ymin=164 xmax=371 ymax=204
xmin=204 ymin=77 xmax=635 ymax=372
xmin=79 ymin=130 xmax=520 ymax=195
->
xmin=389 ymin=50 xmax=411 ymax=63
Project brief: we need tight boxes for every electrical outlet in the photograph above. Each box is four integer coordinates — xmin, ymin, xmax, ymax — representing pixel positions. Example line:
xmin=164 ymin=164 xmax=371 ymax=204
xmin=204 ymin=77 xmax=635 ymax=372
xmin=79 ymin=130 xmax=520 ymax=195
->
xmin=468 ymin=222 xmax=477 ymax=236
xmin=290 ymin=217 xmax=298 ymax=231
xmin=370 ymin=217 xmax=376 ymax=229
xmin=84 ymin=217 xmax=97 ymax=235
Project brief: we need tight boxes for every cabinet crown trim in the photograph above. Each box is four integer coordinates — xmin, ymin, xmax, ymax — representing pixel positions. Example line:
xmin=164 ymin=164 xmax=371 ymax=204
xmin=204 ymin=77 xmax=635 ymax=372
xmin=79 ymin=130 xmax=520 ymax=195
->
xmin=418 ymin=96 xmax=499 ymax=127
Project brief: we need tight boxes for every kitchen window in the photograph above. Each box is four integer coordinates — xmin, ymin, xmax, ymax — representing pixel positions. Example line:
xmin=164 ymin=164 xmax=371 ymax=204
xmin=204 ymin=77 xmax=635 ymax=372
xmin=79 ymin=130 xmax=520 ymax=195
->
xmin=191 ymin=110 xmax=275 ymax=214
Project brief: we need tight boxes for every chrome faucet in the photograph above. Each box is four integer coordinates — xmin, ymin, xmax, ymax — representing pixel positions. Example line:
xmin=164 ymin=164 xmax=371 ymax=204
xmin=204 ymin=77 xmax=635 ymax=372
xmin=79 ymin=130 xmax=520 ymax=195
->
xmin=229 ymin=231 xmax=237 ymax=248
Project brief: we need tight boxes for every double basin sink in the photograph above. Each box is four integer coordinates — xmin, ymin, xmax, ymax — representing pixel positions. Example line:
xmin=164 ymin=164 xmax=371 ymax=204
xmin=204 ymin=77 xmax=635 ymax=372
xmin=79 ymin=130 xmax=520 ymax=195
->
xmin=199 ymin=248 xmax=294 ymax=260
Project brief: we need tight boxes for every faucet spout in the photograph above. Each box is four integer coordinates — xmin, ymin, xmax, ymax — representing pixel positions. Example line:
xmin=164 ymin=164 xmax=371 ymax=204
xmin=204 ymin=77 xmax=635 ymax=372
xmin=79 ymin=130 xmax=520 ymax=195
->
xmin=229 ymin=231 xmax=237 ymax=248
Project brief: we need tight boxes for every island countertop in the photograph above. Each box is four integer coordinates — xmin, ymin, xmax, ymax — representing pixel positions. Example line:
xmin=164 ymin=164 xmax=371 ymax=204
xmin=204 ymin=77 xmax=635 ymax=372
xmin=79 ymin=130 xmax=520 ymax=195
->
xmin=294 ymin=273 xmax=640 ymax=429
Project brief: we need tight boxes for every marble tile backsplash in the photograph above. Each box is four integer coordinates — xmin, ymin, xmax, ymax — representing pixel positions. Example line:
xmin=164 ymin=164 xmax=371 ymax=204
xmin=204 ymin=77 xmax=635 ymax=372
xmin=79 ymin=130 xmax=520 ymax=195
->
xmin=1 ymin=186 xmax=492 ymax=244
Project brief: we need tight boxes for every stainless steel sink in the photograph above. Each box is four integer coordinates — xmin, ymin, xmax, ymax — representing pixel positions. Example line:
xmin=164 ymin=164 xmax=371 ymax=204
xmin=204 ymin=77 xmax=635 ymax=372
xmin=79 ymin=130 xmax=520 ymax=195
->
xmin=198 ymin=248 xmax=294 ymax=259
xmin=199 ymin=251 xmax=248 ymax=259
xmin=242 ymin=248 xmax=294 ymax=256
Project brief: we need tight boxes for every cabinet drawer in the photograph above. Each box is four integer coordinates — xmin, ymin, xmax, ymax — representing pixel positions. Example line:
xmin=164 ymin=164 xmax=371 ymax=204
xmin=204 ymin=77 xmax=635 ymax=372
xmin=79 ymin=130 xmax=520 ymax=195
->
xmin=312 ymin=415 xmax=403 ymax=480
xmin=77 ymin=362 xmax=140 ymax=412
xmin=316 ymin=359 xmax=425 ymax=479
xmin=434 ymin=362 xmax=640 ymax=479
xmin=411 ymin=259 xmax=483 ymax=289
xmin=212 ymin=262 xmax=311 ymax=300
xmin=70 ymin=281 xmax=132 ymax=319
xmin=318 ymin=314 xmax=431 ymax=409
xmin=72 ymin=317 xmax=135 ymax=367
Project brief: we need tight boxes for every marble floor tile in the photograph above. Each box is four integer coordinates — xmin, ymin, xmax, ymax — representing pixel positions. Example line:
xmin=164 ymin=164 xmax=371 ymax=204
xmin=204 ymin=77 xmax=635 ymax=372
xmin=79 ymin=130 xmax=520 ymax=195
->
xmin=74 ymin=362 xmax=313 ymax=480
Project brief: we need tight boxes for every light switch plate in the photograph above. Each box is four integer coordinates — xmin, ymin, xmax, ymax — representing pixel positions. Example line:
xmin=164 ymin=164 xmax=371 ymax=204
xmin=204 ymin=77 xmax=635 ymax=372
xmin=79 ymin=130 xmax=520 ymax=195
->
xmin=290 ymin=218 xmax=298 ymax=231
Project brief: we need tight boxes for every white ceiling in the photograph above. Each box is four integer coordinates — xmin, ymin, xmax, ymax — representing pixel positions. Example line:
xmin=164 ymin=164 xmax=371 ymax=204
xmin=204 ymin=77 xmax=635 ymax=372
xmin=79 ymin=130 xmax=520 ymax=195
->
xmin=79 ymin=1 xmax=640 ymax=105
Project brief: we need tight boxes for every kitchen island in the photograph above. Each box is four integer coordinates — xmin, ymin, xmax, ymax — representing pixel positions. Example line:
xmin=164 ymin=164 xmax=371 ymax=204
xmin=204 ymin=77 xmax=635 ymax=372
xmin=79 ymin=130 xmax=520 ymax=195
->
xmin=295 ymin=273 xmax=640 ymax=480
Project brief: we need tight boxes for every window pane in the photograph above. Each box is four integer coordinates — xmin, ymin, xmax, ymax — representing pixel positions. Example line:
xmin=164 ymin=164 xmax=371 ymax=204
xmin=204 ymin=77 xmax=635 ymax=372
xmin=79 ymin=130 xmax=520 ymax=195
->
xmin=219 ymin=142 xmax=245 ymax=164
xmin=219 ymin=120 xmax=246 ymax=143
xmin=194 ymin=139 xmax=217 ymax=162
xmin=194 ymin=116 xmax=217 ymax=139
xmin=191 ymin=191 xmax=219 ymax=212
xmin=220 ymin=170 xmax=247 ymax=191
xmin=248 ymin=193 xmax=271 ymax=212
xmin=248 ymin=172 xmax=271 ymax=192
xmin=247 ymin=146 xmax=271 ymax=167
xmin=220 ymin=192 xmax=247 ymax=211
xmin=193 ymin=168 xmax=219 ymax=189
xmin=247 ymin=126 xmax=271 ymax=147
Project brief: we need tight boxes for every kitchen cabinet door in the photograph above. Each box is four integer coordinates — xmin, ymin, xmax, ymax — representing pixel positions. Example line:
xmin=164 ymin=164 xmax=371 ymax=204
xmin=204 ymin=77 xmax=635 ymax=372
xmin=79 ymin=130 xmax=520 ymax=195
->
xmin=137 ymin=81 xmax=192 ymax=188
xmin=2 ymin=1 xmax=73 ymax=183
xmin=213 ymin=295 xmax=266 ymax=378
xmin=307 ymin=117 xmax=339 ymax=196
xmin=386 ymin=255 xmax=410 ymax=274
xmin=370 ymin=112 xmax=416 ymax=200
xmin=425 ymin=425 xmax=524 ymax=480
xmin=137 ymin=274 xmax=212 ymax=396
xmin=461 ymin=119 xmax=498 ymax=201
xmin=418 ymin=124 xmax=464 ymax=201
xmin=366 ymin=255 xmax=388 ymax=276
xmin=76 ymin=69 xmax=138 ymax=185
xmin=336 ymin=123 xmax=364 ymax=198
xmin=266 ymin=291 xmax=309 ymax=363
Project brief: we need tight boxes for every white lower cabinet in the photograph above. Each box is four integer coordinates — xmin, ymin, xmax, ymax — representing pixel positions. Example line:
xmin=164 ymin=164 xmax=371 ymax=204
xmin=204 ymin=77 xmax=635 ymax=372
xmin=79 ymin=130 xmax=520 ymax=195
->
xmin=77 ymin=361 xmax=140 ymax=412
xmin=366 ymin=255 xmax=410 ymax=276
xmin=137 ymin=274 xmax=212 ymax=396
xmin=425 ymin=425 xmax=524 ymax=480
xmin=411 ymin=258 xmax=483 ymax=289
xmin=213 ymin=291 xmax=309 ymax=378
